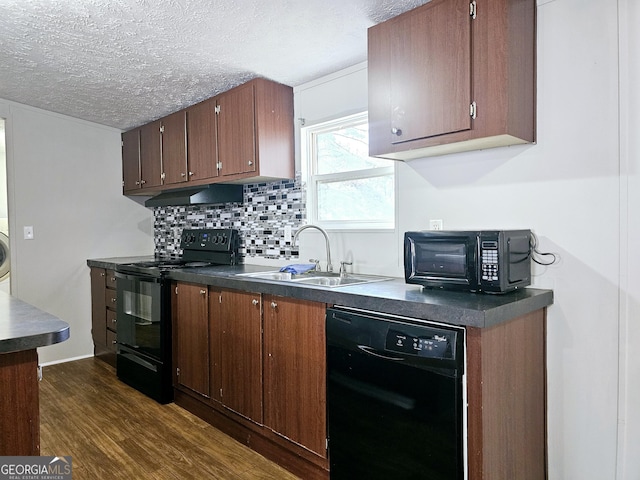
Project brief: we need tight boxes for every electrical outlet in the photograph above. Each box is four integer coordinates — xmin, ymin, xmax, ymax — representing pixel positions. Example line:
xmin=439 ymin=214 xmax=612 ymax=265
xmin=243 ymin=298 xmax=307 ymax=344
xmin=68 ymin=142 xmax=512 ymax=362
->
xmin=430 ymin=219 xmax=443 ymax=231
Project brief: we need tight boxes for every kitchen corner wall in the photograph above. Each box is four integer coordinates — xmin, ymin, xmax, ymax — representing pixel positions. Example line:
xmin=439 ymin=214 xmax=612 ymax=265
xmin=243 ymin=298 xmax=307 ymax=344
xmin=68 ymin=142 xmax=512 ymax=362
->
xmin=152 ymin=177 xmax=305 ymax=260
xmin=0 ymin=99 xmax=154 ymax=366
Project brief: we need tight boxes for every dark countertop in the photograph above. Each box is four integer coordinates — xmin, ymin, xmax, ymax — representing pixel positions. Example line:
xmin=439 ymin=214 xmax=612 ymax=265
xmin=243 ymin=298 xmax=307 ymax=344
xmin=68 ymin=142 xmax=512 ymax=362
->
xmin=87 ymin=257 xmax=553 ymax=329
xmin=0 ymin=292 xmax=70 ymax=354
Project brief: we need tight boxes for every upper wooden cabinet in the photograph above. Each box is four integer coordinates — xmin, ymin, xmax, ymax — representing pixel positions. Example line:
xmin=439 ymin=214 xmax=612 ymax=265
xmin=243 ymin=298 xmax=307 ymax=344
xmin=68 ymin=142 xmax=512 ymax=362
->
xmin=121 ymin=129 xmax=141 ymax=193
xmin=186 ymin=98 xmax=219 ymax=183
xmin=122 ymin=122 xmax=164 ymax=193
xmin=161 ymin=110 xmax=188 ymax=186
xmin=216 ymin=82 xmax=256 ymax=178
xmin=368 ymin=0 xmax=536 ymax=160
xmin=216 ymin=78 xmax=294 ymax=182
xmin=122 ymin=77 xmax=294 ymax=195
xmin=139 ymin=120 xmax=163 ymax=189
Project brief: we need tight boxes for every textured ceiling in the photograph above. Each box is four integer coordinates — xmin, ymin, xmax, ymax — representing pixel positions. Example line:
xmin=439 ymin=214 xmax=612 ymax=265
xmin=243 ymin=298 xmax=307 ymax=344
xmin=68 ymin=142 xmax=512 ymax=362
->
xmin=0 ymin=0 xmax=428 ymax=131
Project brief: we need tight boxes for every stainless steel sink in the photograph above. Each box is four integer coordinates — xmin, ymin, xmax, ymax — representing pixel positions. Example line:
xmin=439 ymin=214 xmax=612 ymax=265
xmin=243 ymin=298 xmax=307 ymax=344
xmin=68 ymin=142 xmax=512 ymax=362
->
xmin=235 ymin=270 xmax=392 ymax=287
xmin=235 ymin=271 xmax=295 ymax=281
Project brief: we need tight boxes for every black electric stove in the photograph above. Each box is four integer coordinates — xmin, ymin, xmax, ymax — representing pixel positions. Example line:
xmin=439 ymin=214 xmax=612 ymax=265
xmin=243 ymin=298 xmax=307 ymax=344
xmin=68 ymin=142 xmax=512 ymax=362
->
xmin=114 ymin=228 xmax=240 ymax=403
xmin=117 ymin=228 xmax=241 ymax=277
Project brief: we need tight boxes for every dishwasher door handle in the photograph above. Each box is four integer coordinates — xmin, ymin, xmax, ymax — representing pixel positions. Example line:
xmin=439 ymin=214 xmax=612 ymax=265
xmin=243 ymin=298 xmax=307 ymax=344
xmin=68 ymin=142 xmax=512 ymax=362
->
xmin=357 ymin=345 xmax=405 ymax=361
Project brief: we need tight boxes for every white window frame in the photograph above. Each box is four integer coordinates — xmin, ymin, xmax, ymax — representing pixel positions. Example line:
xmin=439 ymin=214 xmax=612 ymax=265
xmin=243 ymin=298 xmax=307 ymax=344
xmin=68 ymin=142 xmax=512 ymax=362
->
xmin=301 ymin=112 xmax=397 ymax=231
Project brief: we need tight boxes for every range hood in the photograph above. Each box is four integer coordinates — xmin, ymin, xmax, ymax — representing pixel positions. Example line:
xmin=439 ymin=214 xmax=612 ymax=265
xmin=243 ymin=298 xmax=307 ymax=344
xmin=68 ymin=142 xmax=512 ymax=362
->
xmin=145 ymin=184 xmax=244 ymax=207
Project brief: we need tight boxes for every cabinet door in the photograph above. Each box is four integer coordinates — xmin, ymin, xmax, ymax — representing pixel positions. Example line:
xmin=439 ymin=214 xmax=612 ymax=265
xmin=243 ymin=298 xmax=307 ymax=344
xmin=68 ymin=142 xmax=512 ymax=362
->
xmin=187 ymin=99 xmax=219 ymax=182
xmin=161 ymin=110 xmax=188 ymax=185
xmin=219 ymin=289 xmax=263 ymax=422
xmin=216 ymin=83 xmax=256 ymax=177
xmin=139 ymin=120 xmax=163 ymax=189
xmin=174 ymin=283 xmax=210 ymax=398
xmin=369 ymin=0 xmax=472 ymax=155
xmin=89 ymin=267 xmax=107 ymax=348
xmin=389 ymin=0 xmax=471 ymax=144
xmin=121 ymin=129 xmax=141 ymax=193
xmin=263 ymin=295 xmax=327 ymax=457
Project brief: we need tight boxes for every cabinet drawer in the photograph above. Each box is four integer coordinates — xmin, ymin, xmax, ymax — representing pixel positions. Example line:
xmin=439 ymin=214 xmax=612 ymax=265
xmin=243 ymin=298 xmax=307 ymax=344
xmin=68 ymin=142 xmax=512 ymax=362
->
xmin=105 ymin=287 xmax=117 ymax=311
xmin=105 ymin=270 xmax=117 ymax=289
xmin=106 ymin=329 xmax=117 ymax=353
xmin=106 ymin=309 xmax=117 ymax=333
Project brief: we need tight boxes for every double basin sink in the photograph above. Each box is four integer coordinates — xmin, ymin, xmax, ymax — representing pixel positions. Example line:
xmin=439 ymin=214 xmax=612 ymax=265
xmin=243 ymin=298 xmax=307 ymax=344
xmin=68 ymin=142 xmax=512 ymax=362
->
xmin=235 ymin=270 xmax=392 ymax=288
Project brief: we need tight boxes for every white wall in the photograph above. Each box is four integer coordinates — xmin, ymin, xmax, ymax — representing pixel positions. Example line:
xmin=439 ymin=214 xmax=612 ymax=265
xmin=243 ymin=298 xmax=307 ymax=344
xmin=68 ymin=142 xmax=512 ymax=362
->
xmin=296 ymin=0 xmax=633 ymax=478
xmin=0 ymin=99 xmax=154 ymax=365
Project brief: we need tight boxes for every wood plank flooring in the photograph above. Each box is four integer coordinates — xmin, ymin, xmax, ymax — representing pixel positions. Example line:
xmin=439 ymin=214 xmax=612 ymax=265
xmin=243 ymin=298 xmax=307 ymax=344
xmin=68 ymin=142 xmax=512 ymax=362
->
xmin=39 ymin=357 xmax=299 ymax=479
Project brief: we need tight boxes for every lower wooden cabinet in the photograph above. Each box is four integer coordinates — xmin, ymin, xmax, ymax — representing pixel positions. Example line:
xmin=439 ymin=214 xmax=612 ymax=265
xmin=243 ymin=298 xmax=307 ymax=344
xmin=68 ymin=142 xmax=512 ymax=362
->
xmin=263 ymin=295 xmax=327 ymax=457
xmin=169 ymin=278 xmax=548 ymax=480
xmin=216 ymin=289 xmax=263 ymax=422
xmin=173 ymin=282 xmax=210 ymax=398
xmin=89 ymin=267 xmax=117 ymax=367
xmin=172 ymin=285 xmax=329 ymax=480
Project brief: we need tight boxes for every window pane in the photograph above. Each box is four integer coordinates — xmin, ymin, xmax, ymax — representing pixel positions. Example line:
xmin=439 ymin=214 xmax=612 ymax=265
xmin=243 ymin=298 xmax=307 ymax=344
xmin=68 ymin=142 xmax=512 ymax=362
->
xmin=315 ymin=122 xmax=392 ymax=175
xmin=317 ymin=175 xmax=394 ymax=222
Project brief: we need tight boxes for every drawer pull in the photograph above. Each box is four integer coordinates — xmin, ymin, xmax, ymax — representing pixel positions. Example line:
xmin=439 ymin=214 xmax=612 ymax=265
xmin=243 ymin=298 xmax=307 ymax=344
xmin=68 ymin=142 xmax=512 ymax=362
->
xmin=270 ymin=301 xmax=277 ymax=309
xmin=252 ymin=299 xmax=259 ymax=306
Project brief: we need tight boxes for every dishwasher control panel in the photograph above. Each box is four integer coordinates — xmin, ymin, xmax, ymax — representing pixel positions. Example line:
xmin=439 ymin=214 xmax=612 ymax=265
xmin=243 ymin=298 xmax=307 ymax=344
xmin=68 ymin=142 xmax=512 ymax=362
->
xmin=386 ymin=328 xmax=455 ymax=359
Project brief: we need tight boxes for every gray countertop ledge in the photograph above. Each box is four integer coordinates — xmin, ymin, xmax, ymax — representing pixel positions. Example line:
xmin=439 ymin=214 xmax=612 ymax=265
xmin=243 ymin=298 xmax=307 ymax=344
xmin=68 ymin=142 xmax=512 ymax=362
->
xmin=87 ymin=257 xmax=553 ymax=329
xmin=0 ymin=292 xmax=70 ymax=354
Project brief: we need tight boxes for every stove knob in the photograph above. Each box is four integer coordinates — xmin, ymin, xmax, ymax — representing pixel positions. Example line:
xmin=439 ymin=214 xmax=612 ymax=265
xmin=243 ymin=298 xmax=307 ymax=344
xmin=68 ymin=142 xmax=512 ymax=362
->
xmin=217 ymin=235 xmax=226 ymax=244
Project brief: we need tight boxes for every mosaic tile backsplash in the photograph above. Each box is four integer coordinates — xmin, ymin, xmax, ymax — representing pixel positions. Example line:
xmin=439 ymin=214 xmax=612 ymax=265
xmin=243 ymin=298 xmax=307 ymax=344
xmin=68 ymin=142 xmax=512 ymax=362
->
xmin=153 ymin=177 xmax=305 ymax=260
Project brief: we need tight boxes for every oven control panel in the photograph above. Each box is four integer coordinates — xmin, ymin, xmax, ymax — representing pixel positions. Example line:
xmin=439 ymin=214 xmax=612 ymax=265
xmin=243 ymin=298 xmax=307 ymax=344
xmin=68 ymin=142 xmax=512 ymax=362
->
xmin=180 ymin=228 xmax=239 ymax=252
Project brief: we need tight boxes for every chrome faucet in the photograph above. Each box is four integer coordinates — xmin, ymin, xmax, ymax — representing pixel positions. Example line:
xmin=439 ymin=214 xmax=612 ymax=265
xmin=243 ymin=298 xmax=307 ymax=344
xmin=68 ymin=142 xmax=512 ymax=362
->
xmin=293 ymin=225 xmax=333 ymax=272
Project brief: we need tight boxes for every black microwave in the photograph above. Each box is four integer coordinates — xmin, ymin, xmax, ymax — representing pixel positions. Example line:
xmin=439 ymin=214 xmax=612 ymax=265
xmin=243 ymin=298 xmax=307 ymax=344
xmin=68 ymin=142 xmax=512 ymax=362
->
xmin=404 ymin=230 xmax=532 ymax=294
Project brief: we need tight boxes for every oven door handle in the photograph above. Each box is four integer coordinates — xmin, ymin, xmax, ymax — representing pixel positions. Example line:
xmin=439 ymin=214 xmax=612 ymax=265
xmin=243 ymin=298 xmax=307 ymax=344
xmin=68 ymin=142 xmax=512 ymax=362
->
xmin=118 ymin=346 xmax=158 ymax=372
xmin=357 ymin=345 xmax=405 ymax=361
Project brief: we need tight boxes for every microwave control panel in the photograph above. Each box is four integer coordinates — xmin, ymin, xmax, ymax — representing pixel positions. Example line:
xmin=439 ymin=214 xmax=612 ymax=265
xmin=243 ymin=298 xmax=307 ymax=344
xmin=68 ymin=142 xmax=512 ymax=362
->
xmin=480 ymin=240 xmax=499 ymax=282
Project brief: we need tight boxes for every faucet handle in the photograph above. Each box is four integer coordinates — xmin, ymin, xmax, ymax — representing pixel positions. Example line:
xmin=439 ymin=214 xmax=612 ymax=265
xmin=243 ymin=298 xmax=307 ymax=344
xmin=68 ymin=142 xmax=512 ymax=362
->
xmin=309 ymin=259 xmax=321 ymax=271
xmin=339 ymin=261 xmax=353 ymax=278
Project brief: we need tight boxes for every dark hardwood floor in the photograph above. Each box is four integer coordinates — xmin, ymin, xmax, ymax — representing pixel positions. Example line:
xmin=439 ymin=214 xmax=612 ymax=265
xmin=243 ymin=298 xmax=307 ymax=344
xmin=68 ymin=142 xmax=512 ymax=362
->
xmin=39 ymin=357 xmax=299 ymax=479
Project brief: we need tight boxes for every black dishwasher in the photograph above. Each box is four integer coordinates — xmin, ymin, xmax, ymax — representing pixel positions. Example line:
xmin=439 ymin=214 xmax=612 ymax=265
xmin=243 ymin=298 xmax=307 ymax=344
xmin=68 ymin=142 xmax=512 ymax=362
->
xmin=326 ymin=306 xmax=465 ymax=480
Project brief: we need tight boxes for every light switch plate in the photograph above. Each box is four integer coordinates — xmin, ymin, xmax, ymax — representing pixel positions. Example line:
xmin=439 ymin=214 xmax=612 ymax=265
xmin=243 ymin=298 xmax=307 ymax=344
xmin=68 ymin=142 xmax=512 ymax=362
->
xmin=24 ymin=226 xmax=34 ymax=240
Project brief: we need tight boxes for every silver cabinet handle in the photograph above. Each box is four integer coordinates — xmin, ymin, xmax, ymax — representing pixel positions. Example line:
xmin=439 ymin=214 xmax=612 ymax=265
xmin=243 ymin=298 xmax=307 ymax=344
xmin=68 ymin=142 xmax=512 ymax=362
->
xmin=189 ymin=171 xmax=194 ymax=176
xmin=181 ymin=172 xmax=186 ymax=177
xmin=270 ymin=301 xmax=277 ymax=308
xmin=391 ymin=127 xmax=402 ymax=136
xmin=200 ymin=289 xmax=206 ymax=295
xmin=252 ymin=299 xmax=259 ymax=306
xmin=248 ymin=160 xmax=253 ymax=166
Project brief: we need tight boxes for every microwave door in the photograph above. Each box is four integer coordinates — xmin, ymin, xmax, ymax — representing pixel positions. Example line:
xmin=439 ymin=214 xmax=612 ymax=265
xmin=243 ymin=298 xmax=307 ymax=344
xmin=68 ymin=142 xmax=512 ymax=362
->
xmin=412 ymin=238 xmax=474 ymax=286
